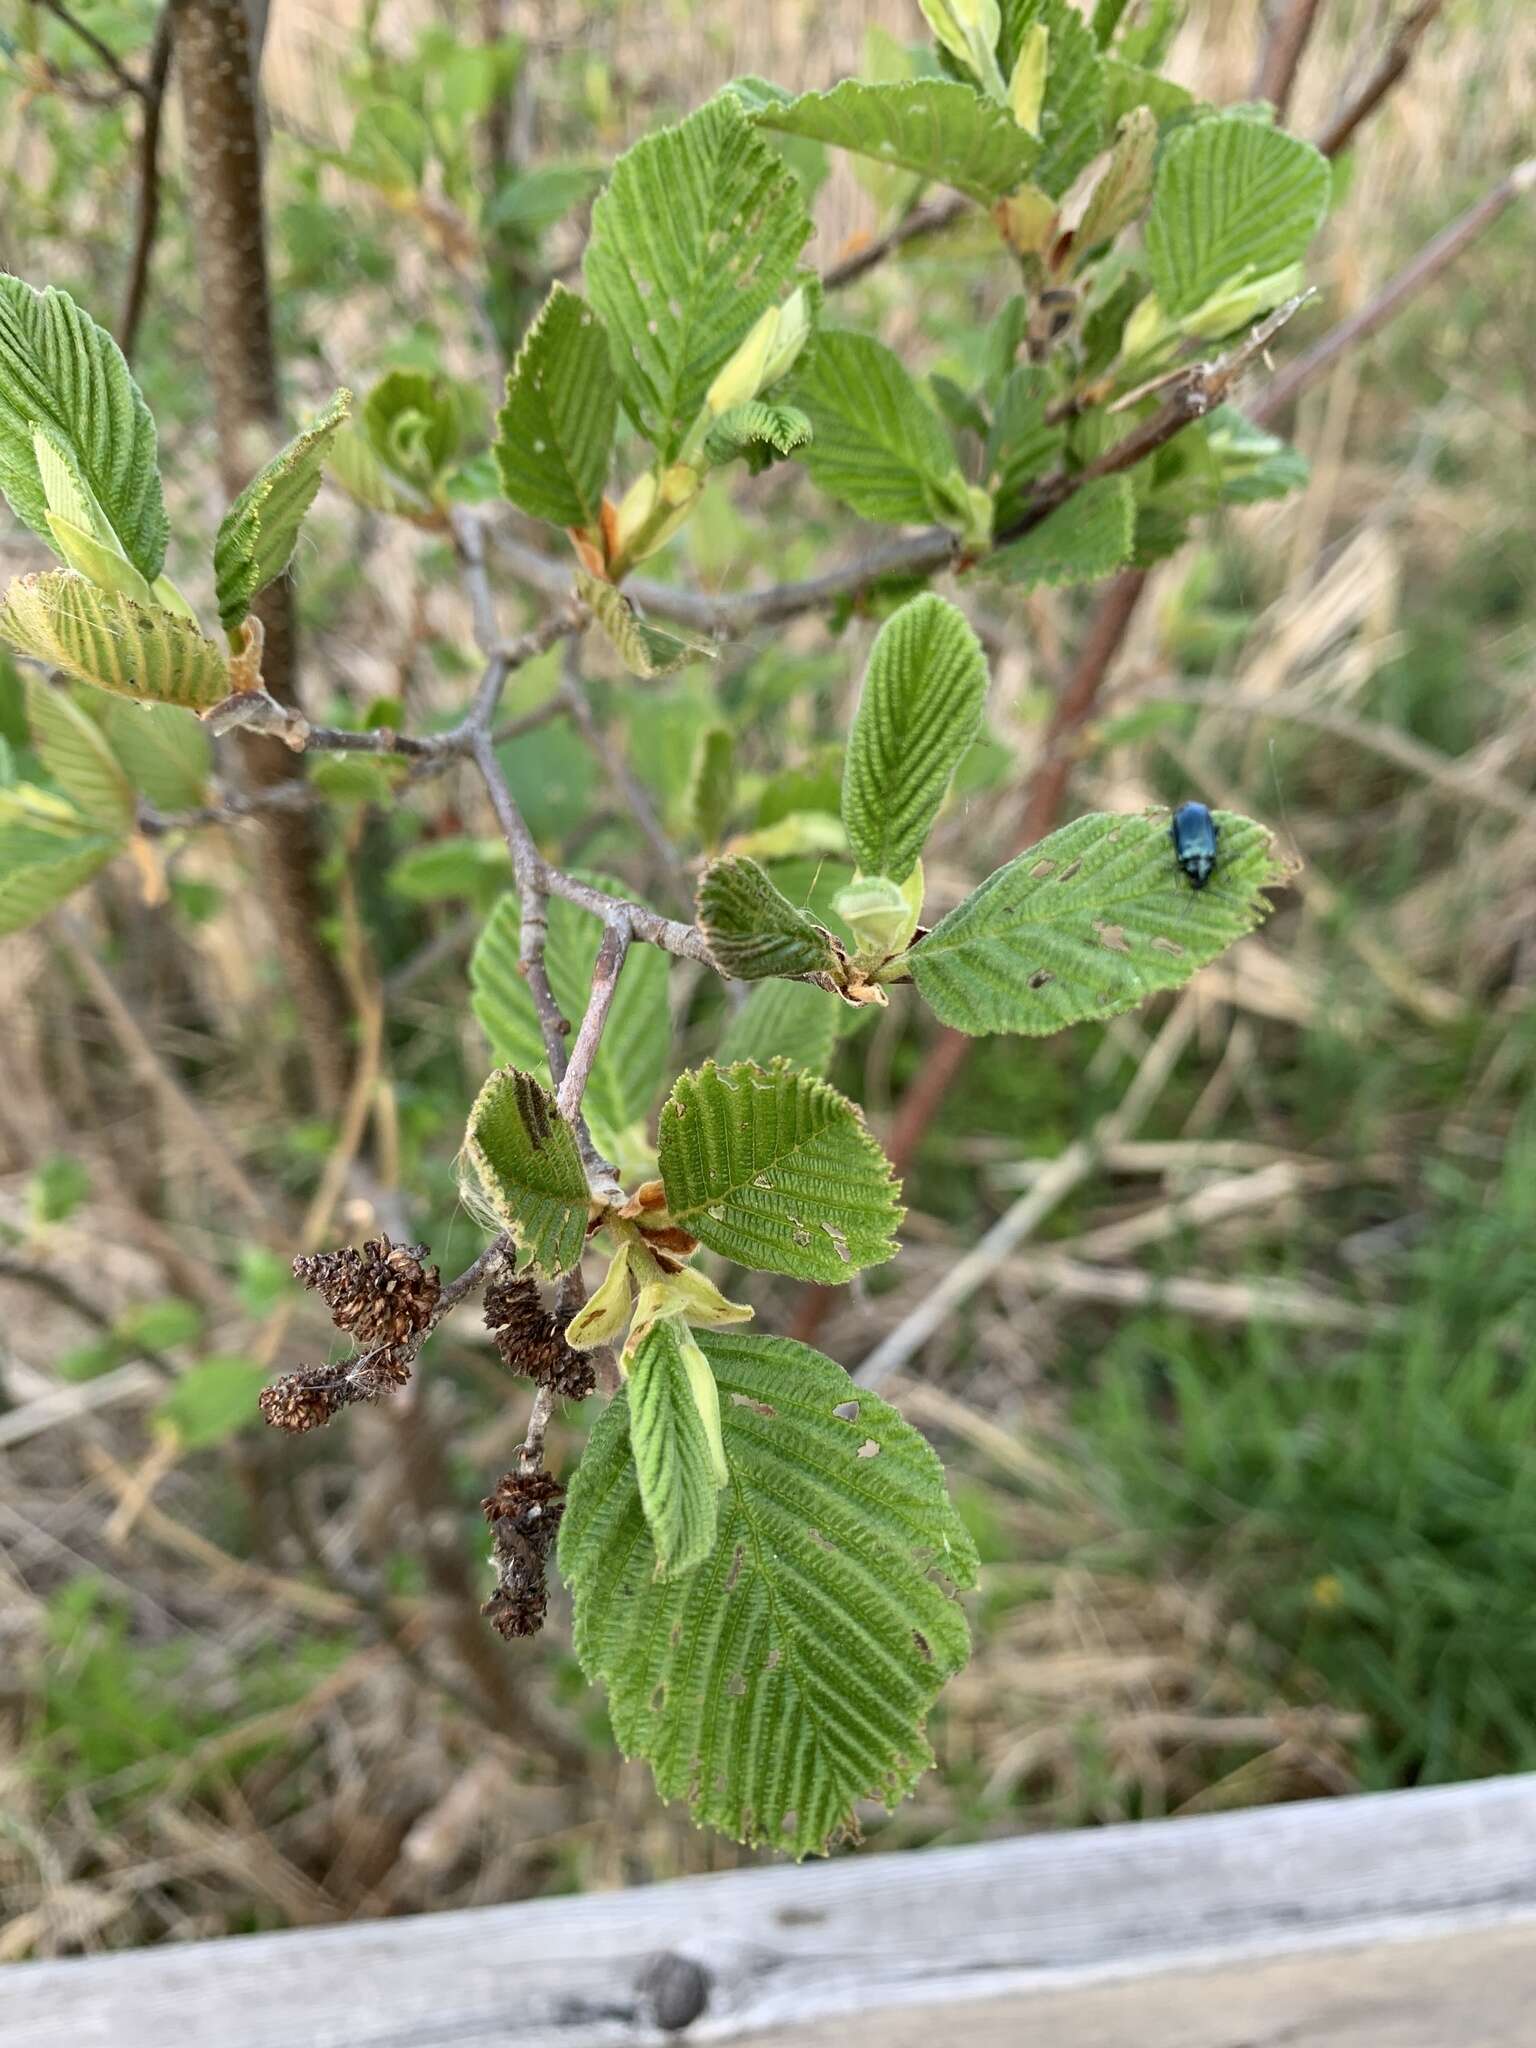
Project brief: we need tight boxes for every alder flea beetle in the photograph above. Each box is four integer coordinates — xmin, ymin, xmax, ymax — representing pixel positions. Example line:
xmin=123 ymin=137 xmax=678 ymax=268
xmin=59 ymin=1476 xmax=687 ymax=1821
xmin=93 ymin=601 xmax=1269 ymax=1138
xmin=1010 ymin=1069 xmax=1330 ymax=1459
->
xmin=1170 ymin=801 xmax=1219 ymax=890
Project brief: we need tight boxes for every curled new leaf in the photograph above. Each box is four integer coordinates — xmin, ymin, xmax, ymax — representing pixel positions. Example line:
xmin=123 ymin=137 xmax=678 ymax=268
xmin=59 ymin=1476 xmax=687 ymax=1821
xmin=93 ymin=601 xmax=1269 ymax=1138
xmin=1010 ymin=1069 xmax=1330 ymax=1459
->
xmin=559 ymin=1329 xmax=978 ymax=1856
xmin=702 ymin=402 xmax=812 ymax=472
xmin=905 ymin=808 xmax=1295 ymax=1036
xmin=0 ymin=573 xmax=230 ymax=711
xmin=576 ymin=571 xmax=714 ymax=679
xmin=625 ymin=1315 xmax=725 ymax=1579
xmin=463 ymin=1067 xmax=591 ymax=1279
xmin=657 ymin=1060 xmax=901 ymax=1282
xmin=213 ymin=389 xmax=352 ymax=631
xmin=697 ymin=856 xmax=842 ymax=983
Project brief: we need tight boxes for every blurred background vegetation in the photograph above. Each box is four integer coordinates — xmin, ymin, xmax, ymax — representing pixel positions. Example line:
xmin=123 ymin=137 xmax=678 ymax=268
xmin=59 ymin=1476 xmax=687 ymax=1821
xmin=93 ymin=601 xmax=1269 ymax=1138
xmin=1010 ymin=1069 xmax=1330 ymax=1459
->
xmin=1 ymin=0 xmax=1534 ymax=1958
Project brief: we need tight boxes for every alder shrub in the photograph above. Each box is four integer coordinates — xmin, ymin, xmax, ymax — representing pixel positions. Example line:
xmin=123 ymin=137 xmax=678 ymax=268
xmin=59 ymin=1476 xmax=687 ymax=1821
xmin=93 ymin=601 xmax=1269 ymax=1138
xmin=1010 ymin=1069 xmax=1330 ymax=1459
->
xmin=0 ymin=2 xmax=1324 ymax=1855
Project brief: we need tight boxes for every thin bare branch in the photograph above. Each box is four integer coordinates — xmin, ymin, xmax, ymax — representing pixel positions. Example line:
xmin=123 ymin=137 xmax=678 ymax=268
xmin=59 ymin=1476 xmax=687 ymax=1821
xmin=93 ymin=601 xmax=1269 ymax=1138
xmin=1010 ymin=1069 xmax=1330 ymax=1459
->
xmin=823 ymin=193 xmax=970 ymax=290
xmin=1251 ymin=0 xmax=1326 ymax=121
xmin=1315 ymin=0 xmax=1449 ymax=160
xmin=119 ymin=8 xmax=173 ymax=361
xmin=32 ymin=0 xmax=150 ymax=97
xmin=556 ymin=916 xmax=632 ymax=1124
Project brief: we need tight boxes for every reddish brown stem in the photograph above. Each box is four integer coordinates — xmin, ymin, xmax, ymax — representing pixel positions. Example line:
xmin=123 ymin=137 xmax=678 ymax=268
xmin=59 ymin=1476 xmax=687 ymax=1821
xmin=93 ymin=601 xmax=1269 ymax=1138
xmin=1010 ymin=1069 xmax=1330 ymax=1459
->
xmin=1315 ymin=1 xmax=1448 ymax=161
xmin=1251 ymin=0 xmax=1326 ymax=121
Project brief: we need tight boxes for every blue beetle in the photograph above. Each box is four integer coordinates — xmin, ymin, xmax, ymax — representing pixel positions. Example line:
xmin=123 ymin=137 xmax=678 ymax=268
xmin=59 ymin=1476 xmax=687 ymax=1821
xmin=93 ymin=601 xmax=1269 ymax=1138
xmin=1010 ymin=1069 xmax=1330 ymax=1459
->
xmin=1170 ymin=801 xmax=1219 ymax=890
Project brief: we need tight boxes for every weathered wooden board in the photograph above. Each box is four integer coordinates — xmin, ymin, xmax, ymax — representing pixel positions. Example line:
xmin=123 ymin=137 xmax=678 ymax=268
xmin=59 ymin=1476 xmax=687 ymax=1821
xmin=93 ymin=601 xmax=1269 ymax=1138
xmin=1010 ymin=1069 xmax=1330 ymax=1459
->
xmin=5 ymin=1774 xmax=1536 ymax=2047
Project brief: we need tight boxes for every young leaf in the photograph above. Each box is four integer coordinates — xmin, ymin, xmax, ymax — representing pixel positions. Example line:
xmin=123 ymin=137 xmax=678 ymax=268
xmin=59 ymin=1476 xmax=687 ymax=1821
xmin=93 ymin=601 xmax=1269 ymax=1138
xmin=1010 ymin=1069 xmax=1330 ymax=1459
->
xmin=0 ymin=801 xmax=119 ymax=935
xmin=325 ymin=425 xmax=436 ymax=522
xmin=0 ymin=573 xmax=230 ymax=710
xmin=559 ymin=1328 xmax=978 ymax=1856
xmin=24 ymin=675 xmax=135 ymax=831
xmin=471 ymin=886 xmax=670 ymax=1158
xmin=702 ymin=402 xmax=812 ymax=471
xmin=985 ymin=475 xmax=1134 ymax=589
xmin=155 ymin=1357 xmax=268 ymax=1452
xmin=361 ymin=371 xmax=463 ymax=489
xmin=463 ymin=1067 xmax=591 ymax=1279
xmin=0 ymin=277 xmax=167 ymax=583
xmin=96 ymin=701 xmax=211 ymax=814
xmin=985 ymin=363 xmax=1065 ymax=526
xmin=747 ymin=78 xmax=1040 ymax=204
xmin=657 ymin=1060 xmax=901 ymax=1282
xmin=576 ymin=571 xmax=714 ymax=679
xmin=213 ymin=389 xmax=352 ymax=631
xmin=1146 ymin=115 xmax=1331 ymax=323
xmin=842 ymin=594 xmax=988 ymax=885
xmin=717 ymin=979 xmax=839 ymax=1077
xmin=787 ymin=331 xmax=972 ymax=529
xmin=495 ymin=284 xmax=617 ymax=530
xmin=1102 ymin=57 xmax=1195 ymax=130
xmin=997 ymin=0 xmax=1107 ymax=196
xmin=696 ymin=856 xmax=841 ymax=982
xmin=906 ymin=808 xmax=1294 ymax=1036
xmin=690 ymin=726 xmax=737 ymax=850
xmin=584 ymin=97 xmax=812 ymax=458
xmin=626 ymin=1316 xmax=724 ymax=1579
xmin=1076 ymin=104 xmax=1158 ymax=251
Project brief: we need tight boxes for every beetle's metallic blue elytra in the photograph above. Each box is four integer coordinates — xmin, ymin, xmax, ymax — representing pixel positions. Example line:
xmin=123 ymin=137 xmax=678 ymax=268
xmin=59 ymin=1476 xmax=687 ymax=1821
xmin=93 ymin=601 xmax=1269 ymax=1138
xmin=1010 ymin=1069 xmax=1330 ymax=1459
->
xmin=1170 ymin=801 xmax=1219 ymax=890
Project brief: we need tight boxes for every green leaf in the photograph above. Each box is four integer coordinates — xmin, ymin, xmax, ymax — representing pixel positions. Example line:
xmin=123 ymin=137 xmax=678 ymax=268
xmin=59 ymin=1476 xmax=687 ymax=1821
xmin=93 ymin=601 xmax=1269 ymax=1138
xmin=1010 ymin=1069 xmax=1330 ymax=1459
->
xmin=97 ymin=700 xmax=211 ymax=812
xmin=362 ymin=370 xmax=463 ymax=489
xmin=0 ymin=572 xmax=230 ymax=711
xmin=985 ymin=363 xmax=1064 ymax=527
xmin=787 ymin=331 xmax=971 ymax=529
xmin=658 ymin=1060 xmax=901 ymax=1281
xmin=575 ymin=571 xmax=714 ymax=679
xmin=156 ymin=1357 xmax=268 ymax=1452
xmin=463 ymin=1067 xmax=591 ymax=1279
xmin=24 ymin=675 xmax=134 ymax=830
xmin=0 ymin=798 xmax=118 ymax=934
xmin=997 ymin=0 xmax=1107 ymax=196
xmin=495 ymin=284 xmax=617 ymax=530
xmin=842 ymin=594 xmax=988 ymax=885
xmin=471 ymin=886 xmax=670 ymax=1157
xmin=325 ymin=424 xmax=436 ymax=521
xmin=986 ymin=475 xmax=1134 ymax=589
xmin=717 ymin=980 xmax=839 ymax=1076
xmin=702 ymin=402 xmax=812 ymax=471
xmin=906 ymin=808 xmax=1293 ymax=1036
xmin=585 ymin=96 xmax=812 ymax=459
xmin=28 ymin=1153 xmax=90 ymax=1226
xmin=1102 ymin=57 xmax=1195 ymax=130
xmin=388 ymin=836 xmax=511 ymax=906
xmin=690 ymin=726 xmax=736 ymax=850
xmin=1146 ymin=114 xmax=1330 ymax=323
xmin=0 ymin=277 xmax=167 ymax=582
xmin=749 ymin=78 xmax=1039 ymax=204
xmin=696 ymin=856 xmax=841 ymax=982
xmin=626 ymin=1317 xmax=724 ymax=1579
xmin=560 ymin=1327 xmax=977 ymax=1855
xmin=1077 ymin=104 xmax=1158 ymax=250
xmin=212 ymin=390 xmax=352 ymax=631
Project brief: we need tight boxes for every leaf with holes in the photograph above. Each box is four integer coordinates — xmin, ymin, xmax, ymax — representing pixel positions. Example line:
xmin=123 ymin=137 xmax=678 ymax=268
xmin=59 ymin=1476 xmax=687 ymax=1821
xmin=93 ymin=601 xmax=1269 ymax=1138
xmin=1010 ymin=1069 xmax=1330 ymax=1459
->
xmin=0 ymin=277 xmax=167 ymax=582
xmin=986 ymin=476 xmax=1134 ymax=590
xmin=213 ymin=390 xmax=352 ymax=630
xmin=696 ymin=856 xmax=841 ymax=983
xmin=905 ymin=809 xmax=1294 ymax=1036
xmin=0 ymin=573 xmax=230 ymax=711
xmin=1146 ymin=115 xmax=1330 ymax=323
xmin=495 ymin=284 xmax=617 ymax=530
xmin=576 ymin=572 xmax=713 ymax=679
xmin=658 ymin=1061 xmax=900 ymax=1282
xmin=559 ymin=1328 xmax=977 ymax=1856
xmin=626 ymin=1316 xmax=725 ymax=1580
xmin=842 ymin=594 xmax=987 ymax=886
xmin=463 ymin=1068 xmax=591 ymax=1278
xmin=747 ymin=77 xmax=1040 ymax=204
xmin=718 ymin=980 xmax=839 ymax=1076
xmin=997 ymin=0 xmax=1107 ymax=196
xmin=24 ymin=675 xmax=134 ymax=831
xmin=584 ymin=97 xmax=812 ymax=459
xmin=787 ymin=332 xmax=972 ymax=530
xmin=471 ymin=886 xmax=670 ymax=1158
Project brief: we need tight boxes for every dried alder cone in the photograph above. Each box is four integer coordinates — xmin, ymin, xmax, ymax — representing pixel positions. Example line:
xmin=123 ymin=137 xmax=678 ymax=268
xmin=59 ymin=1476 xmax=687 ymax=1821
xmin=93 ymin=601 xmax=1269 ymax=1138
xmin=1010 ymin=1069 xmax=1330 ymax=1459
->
xmin=292 ymin=1235 xmax=442 ymax=1347
xmin=483 ymin=1271 xmax=596 ymax=1401
xmin=482 ymin=1468 xmax=567 ymax=1638
xmin=257 ymin=1345 xmax=412 ymax=1433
